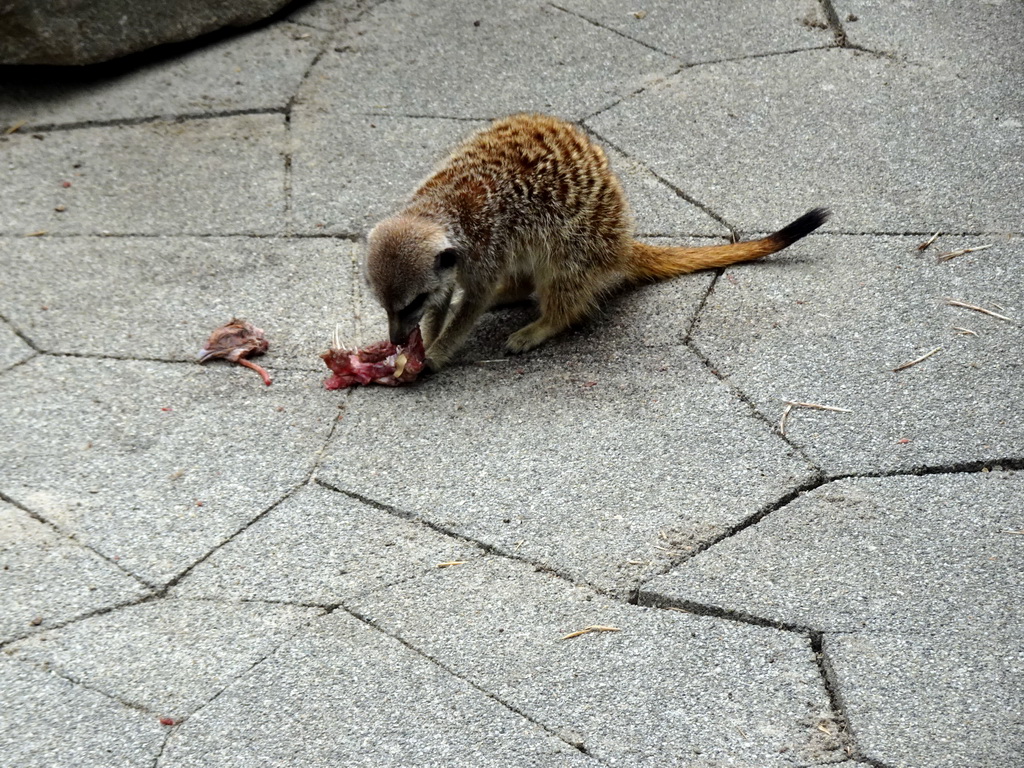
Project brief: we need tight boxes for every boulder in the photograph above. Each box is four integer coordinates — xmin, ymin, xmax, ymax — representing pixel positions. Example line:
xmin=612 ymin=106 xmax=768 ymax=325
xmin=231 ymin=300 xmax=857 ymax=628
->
xmin=0 ymin=0 xmax=294 ymax=65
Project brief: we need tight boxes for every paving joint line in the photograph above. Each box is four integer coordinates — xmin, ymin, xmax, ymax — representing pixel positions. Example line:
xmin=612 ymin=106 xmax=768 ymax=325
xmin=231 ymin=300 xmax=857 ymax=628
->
xmin=581 ymin=124 xmax=738 ymax=234
xmin=9 ymin=106 xmax=286 ymax=135
xmin=827 ymin=458 xmax=1024 ymax=481
xmin=154 ymin=606 xmax=336 ymax=765
xmin=151 ymin=730 xmax=173 ymax=768
xmin=684 ymin=334 xmax=822 ymax=466
xmin=1 ymin=231 xmax=364 ymax=239
xmin=810 ymin=632 xmax=897 ymax=767
xmin=314 ymin=478 xmax=635 ymax=602
xmin=548 ymin=2 xmax=676 ymax=59
xmin=0 ymin=488 xmax=158 ymax=592
xmin=158 ymin=405 xmax=347 ymax=594
xmin=0 ymin=311 xmax=41 ymax=352
xmin=340 ymin=603 xmax=609 ymax=764
xmin=635 ymin=471 xmax=828 ymax=585
xmin=0 ymin=594 xmax=154 ymax=651
xmin=343 ymin=111 xmax=493 ymax=122
xmin=0 ymin=652 xmax=159 ymax=717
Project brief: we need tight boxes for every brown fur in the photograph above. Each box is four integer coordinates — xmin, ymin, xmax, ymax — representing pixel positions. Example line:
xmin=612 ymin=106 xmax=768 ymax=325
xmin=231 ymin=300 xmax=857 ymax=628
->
xmin=365 ymin=113 xmax=829 ymax=369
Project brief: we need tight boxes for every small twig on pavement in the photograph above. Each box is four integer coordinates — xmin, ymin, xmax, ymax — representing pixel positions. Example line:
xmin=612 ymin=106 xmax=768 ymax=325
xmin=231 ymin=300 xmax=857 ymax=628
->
xmin=946 ymin=298 xmax=1015 ymax=322
xmin=916 ymin=231 xmax=941 ymax=251
xmin=783 ymin=400 xmax=853 ymax=413
xmin=778 ymin=403 xmax=794 ymax=436
xmin=953 ymin=327 xmax=978 ymax=336
xmin=436 ymin=561 xmax=468 ymax=568
xmin=936 ymin=244 xmax=993 ymax=262
xmin=893 ymin=346 xmax=942 ymax=372
xmin=999 ymin=529 xmax=1024 ymax=536
xmin=561 ymin=625 xmax=620 ymax=640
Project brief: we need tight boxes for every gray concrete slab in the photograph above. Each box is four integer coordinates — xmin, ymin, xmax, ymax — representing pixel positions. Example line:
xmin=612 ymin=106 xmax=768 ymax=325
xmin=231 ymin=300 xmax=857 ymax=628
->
xmin=827 ymin=631 xmax=1024 ymax=768
xmin=0 ymin=24 xmax=324 ymax=129
xmin=7 ymin=600 xmax=321 ymax=717
xmin=288 ymin=113 xmax=486 ymax=235
xmin=0 ymin=318 xmax=33 ymax=372
xmin=347 ymin=557 xmax=845 ymax=767
xmin=0 ymin=235 xmax=363 ymax=368
xmin=588 ymin=47 xmax=1024 ymax=233
xmin=159 ymin=609 xmax=597 ymax=767
xmin=688 ymin=234 xmax=1024 ymax=475
xmin=2 ymin=0 xmax=1022 ymax=763
xmin=0 ymin=500 xmax=150 ymax=643
xmin=0 ymin=655 xmax=165 ymax=768
xmin=556 ymin=0 xmax=833 ymax=63
xmin=318 ymin=346 xmax=815 ymax=596
xmin=1 ymin=114 xmax=287 ymax=236
xmin=642 ymin=473 xmax=1024 ymax=633
xmin=299 ymin=0 xmax=675 ymax=121
xmin=605 ymin=145 xmax=728 ymax=237
xmin=172 ymin=483 xmax=483 ymax=604
xmin=836 ymin=0 xmax=1024 ymax=90
xmin=0 ymin=358 xmax=336 ymax=586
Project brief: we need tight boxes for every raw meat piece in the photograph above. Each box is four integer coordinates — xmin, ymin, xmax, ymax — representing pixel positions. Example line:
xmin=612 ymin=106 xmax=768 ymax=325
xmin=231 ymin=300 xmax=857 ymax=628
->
xmin=321 ymin=327 xmax=426 ymax=389
xmin=197 ymin=318 xmax=272 ymax=386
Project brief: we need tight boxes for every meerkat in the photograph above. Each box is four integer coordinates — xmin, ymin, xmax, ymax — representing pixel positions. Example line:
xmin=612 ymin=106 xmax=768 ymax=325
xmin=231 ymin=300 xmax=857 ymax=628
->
xmin=365 ymin=113 xmax=829 ymax=370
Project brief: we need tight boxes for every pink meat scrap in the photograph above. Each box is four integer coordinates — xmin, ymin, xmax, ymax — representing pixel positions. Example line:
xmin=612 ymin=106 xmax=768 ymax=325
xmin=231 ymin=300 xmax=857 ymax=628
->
xmin=321 ymin=327 xmax=426 ymax=389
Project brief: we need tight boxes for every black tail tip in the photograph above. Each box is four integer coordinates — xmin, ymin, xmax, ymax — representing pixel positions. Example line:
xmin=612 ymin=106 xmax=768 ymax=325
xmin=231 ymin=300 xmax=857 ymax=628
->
xmin=775 ymin=207 xmax=831 ymax=245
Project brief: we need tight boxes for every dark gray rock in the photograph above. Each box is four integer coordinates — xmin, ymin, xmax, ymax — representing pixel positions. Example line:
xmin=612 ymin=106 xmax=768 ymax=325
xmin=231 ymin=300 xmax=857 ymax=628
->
xmin=0 ymin=0 xmax=293 ymax=65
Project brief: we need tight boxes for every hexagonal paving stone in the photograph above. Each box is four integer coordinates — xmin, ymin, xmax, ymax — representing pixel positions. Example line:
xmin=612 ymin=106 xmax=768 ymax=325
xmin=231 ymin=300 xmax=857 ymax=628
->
xmin=0 ymin=358 xmax=336 ymax=586
xmin=827 ymin=631 xmax=1024 ymax=768
xmin=0 ymin=235 xmax=365 ymax=368
xmin=0 ymin=23 xmax=324 ymax=128
xmin=7 ymin=599 xmax=321 ymax=717
xmin=687 ymin=235 xmax=1023 ymax=475
xmin=347 ymin=558 xmax=844 ymax=766
xmin=173 ymin=483 xmax=484 ymax=604
xmin=556 ymin=0 xmax=833 ymax=63
xmin=159 ymin=609 xmax=597 ymax=767
xmin=317 ymin=345 xmax=815 ymax=596
xmin=299 ymin=0 xmax=674 ymax=121
xmin=2 ymin=114 xmax=287 ymax=236
xmin=0 ymin=500 xmax=149 ymax=643
xmin=642 ymin=473 xmax=1024 ymax=633
xmin=0 ymin=655 xmax=165 ymax=768
xmin=588 ymin=47 xmax=1024 ymax=232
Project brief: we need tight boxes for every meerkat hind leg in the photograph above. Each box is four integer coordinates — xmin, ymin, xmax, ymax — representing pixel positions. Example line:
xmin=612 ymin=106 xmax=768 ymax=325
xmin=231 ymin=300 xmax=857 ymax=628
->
xmin=505 ymin=277 xmax=597 ymax=354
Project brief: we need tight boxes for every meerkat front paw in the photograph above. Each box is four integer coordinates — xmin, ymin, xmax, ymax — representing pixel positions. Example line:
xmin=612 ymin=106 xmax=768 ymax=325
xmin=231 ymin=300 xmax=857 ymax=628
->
xmin=505 ymin=321 xmax=554 ymax=354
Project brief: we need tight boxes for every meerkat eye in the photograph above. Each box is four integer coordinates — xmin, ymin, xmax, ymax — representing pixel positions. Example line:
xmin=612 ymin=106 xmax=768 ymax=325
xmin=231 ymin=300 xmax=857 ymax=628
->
xmin=400 ymin=292 xmax=429 ymax=317
xmin=435 ymin=248 xmax=458 ymax=271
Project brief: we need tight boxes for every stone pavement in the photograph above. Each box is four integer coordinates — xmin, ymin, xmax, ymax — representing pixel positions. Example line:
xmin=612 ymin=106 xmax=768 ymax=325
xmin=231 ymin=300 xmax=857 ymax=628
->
xmin=1 ymin=1 xmax=1022 ymax=766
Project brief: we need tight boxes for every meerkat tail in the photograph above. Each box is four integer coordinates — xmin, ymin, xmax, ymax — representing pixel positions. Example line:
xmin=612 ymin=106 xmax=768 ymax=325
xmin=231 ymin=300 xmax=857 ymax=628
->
xmin=628 ymin=207 xmax=831 ymax=281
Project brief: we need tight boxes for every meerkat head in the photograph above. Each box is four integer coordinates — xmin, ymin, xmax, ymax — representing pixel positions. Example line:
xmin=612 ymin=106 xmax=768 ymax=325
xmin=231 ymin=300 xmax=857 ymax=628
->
xmin=366 ymin=215 xmax=459 ymax=345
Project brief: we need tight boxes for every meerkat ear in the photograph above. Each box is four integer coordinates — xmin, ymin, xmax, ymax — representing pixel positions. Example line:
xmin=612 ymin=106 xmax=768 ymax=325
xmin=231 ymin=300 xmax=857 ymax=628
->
xmin=435 ymin=248 xmax=459 ymax=271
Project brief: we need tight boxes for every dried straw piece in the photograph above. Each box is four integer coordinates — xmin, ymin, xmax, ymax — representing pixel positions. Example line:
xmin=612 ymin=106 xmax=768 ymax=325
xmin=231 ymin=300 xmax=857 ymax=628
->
xmin=782 ymin=400 xmax=853 ymax=413
xmin=916 ymin=231 xmax=941 ymax=251
xmin=561 ymin=625 xmax=621 ymax=640
xmin=946 ymin=299 xmax=1014 ymax=323
xmin=999 ymin=530 xmax=1024 ymax=536
xmin=778 ymin=403 xmax=794 ymax=436
xmin=936 ymin=244 xmax=993 ymax=262
xmin=436 ymin=561 xmax=467 ymax=568
xmin=4 ymin=120 xmax=27 ymax=135
xmin=952 ymin=327 xmax=978 ymax=336
xmin=893 ymin=346 xmax=942 ymax=372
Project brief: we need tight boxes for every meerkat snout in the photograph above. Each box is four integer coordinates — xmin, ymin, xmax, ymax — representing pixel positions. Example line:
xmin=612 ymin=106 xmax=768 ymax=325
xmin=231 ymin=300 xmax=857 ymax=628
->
xmin=366 ymin=215 xmax=460 ymax=345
